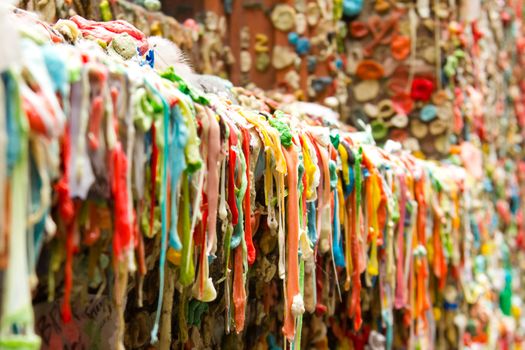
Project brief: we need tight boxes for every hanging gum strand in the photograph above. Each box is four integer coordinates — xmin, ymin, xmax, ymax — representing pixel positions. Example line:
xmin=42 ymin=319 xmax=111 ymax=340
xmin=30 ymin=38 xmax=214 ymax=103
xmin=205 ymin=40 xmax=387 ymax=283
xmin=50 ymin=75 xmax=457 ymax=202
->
xmin=233 ymin=245 xmax=246 ymax=332
xmin=282 ymin=143 xmax=300 ymax=341
xmin=432 ymin=194 xmax=447 ymax=291
xmin=349 ymin=190 xmax=362 ymax=330
xmin=179 ymin=172 xmax=194 ymax=286
xmin=308 ymin=135 xmax=331 ymax=253
xmin=241 ymin=128 xmax=256 ymax=265
xmin=366 ymin=171 xmax=381 ymax=276
xmin=414 ymin=177 xmax=431 ymax=323
xmin=300 ymin=134 xmax=317 ymax=200
xmin=395 ymin=173 xmax=407 ymax=309
xmin=227 ymin=122 xmax=239 ymax=226
xmin=61 ymin=203 xmax=77 ymax=323
xmin=277 ymin=171 xmax=286 ymax=279
xmin=224 ymin=223 xmax=233 ymax=334
xmin=193 ymin=108 xmax=210 ymax=302
xmin=344 ymin=196 xmax=352 ymax=291
xmin=349 ymin=148 xmax=363 ymax=329
xmin=55 ymin=126 xmax=76 ymax=322
xmin=205 ymin=108 xmax=221 ymax=256
xmin=149 ymin=123 xmax=159 ymax=237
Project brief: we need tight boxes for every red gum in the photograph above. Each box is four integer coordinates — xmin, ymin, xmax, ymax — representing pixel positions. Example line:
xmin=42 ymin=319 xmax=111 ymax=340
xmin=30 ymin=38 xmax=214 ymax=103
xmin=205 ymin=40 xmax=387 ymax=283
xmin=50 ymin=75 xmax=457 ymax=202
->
xmin=62 ymin=211 xmax=75 ymax=323
xmin=22 ymin=93 xmax=49 ymax=136
xmin=70 ymin=15 xmax=149 ymax=54
xmin=111 ymin=85 xmax=132 ymax=260
xmin=55 ymin=128 xmax=77 ymax=322
xmin=282 ymin=144 xmax=300 ymax=341
xmin=227 ymin=123 xmax=239 ymax=226
xmin=111 ymin=143 xmax=132 ymax=259
xmin=241 ymin=128 xmax=256 ymax=265
xmin=88 ymin=96 xmax=104 ymax=150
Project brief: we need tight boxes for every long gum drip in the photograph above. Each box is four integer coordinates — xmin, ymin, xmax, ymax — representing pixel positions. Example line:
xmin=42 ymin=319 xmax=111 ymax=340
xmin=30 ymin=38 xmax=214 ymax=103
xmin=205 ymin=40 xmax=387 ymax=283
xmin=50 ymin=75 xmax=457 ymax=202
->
xmin=282 ymin=145 xmax=300 ymax=341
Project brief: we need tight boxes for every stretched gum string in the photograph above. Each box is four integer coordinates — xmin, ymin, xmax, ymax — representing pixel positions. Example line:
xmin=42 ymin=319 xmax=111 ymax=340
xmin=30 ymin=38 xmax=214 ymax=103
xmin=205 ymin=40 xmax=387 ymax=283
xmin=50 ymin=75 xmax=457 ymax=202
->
xmin=223 ymin=222 xmax=233 ymax=334
xmin=417 ymin=259 xmax=430 ymax=326
xmin=135 ymin=205 xmax=147 ymax=276
xmin=69 ymin=67 xmax=95 ymax=199
xmin=149 ymin=123 xmax=159 ymax=237
xmin=179 ymin=172 xmax=195 ymax=286
xmin=452 ymin=190 xmax=461 ymax=265
xmin=328 ymin=182 xmax=343 ymax=302
xmin=205 ymin=108 xmax=221 ymax=256
xmin=167 ymin=105 xmax=186 ymax=251
xmin=0 ymin=80 xmax=5 ymax=257
xmin=320 ymin=145 xmax=332 ymax=209
xmin=308 ymin=136 xmax=330 ymax=250
xmin=294 ymin=259 xmax=305 ymax=349
xmin=337 ymin=175 xmax=345 ymax=229
xmin=349 ymin=191 xmax=362 ymax=329
xmin=282 ymin=144 xmax=300 ymax=341
xmin=277 ymin=171 xmax=286 ymax=279
xmin=415 ymin=178 xmax=427 ymax=245
xmin=124 ymin=83 xmax=137 ymax=272
xmin=227 ymin=122 xmax=239 ymax=226
xmin=193 ymin=109 xmax=209 ymax=301
xmin=340 ymin=144 xmax=353 ymax=290
xmin=87 ymin=95 xmax=104 ymax=150
xmin=361 ymin=151 xmax=380 ymax=276
xmin=403 ymin=199 xmax=417 ymax=322
xmin=231 ymin=137 xmax=247 ymax=251
xmin=299 ymin=135 xmax=315 ymax=200
xmin=394 ymin=174 xmax=407 ymax=309
xmin=233 ymin=245 xmax=246 ymax=332
xmin=196 ymin=195 xmax=209 ymax=300
xmin=1 ymin=84 xmax=41 ymax=343
xmin=383 ymin=174 xmax=396 ymax=346
xmin=344 ymin=197 xmax=352 ymax=291
xmin=111 ymin=144 xmax=132 ymax=259
xmin=229 ymin=139 xmax=250 ymax=320
xmin=368 ymin=172 xmax=381 ymax=276
xmin=338 ymin=144 xmax=350 ymax=191
xmin=333 ymin=180 xmax=345 ymax=267
xmin=150 ymin=85 xmax=170 ymax=343
xmin=304 ymin=133 xmax=321 ymax=214
xmin=241 ymin=128 xmax=256 ymax=265
xmin=406 ymin=258 xmax=415 ymax=339
xmin=432 ymin=194 xmax=447 ymax=290
xmin=377 ymin=182 xmax=388 ymax=245
xmin=264 ymin=152 xmax=273 ymax=207
xmin=414 ymin=177 xmax=430 ymax=321
xmin=350 ymin=148 xmax=363 ymax=329
xmin=61 ymin=205 xmax=76 ymax=323
xmin=55 ymin=126 xmax=76 ymax=322
xmin=301 ymin=174 xmax=309 ymax=243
